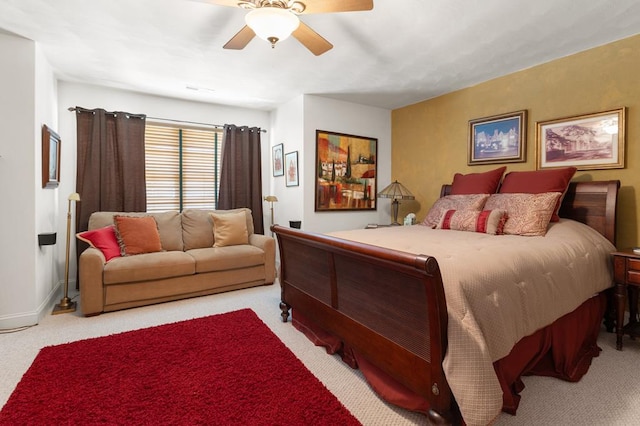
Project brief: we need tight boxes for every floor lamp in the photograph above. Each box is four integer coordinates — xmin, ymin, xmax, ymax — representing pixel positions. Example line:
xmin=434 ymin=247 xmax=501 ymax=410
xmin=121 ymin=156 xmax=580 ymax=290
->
xmin=377 ymin=180 xmax=415 ymax=225
xmin=264 ymin=195 xmax=278 ymax=236
xmin=53 ymin=192 xmax=80 ymax=315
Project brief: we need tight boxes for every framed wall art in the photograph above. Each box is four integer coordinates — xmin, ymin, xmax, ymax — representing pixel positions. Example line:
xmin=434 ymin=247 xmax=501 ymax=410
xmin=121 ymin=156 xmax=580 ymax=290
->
xmin=272 ymin=143 xmax=284 ymax=177
xmin=315 ymin=130 xmax=377 ymax=211
xmin=42 ymin=124 xmax=61 ymax=188
xmin=468 ymin=110 xmax=527 ymax=165
xmin=284 ymin=151 xmax=299 ymax=187
xmin=536 ymin=108 xmax=625 ymax=170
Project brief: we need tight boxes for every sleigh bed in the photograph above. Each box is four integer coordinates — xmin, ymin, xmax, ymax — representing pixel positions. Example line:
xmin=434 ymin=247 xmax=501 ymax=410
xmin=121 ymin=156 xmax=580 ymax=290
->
xmin=273 ymin=179 xmax=619 ymax=425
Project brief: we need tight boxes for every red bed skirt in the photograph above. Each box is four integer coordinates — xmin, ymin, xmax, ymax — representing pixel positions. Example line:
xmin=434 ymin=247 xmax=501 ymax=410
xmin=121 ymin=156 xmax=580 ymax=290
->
xmin=292 ymin=292 xmax=607 ymax=417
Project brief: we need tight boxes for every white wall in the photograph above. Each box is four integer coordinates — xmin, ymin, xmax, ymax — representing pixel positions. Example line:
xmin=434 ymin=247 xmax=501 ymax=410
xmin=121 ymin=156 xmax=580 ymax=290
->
xmin=0 ymin=32 xmax=58 ymax=328
xmin=34 ymin=43 xmax=60 ymax=318
xmin=302 ymin=95 xmax=391 ymax=233
xmin=268 ymin=95 xmax=304 ymax=230
xmin=57 ymin=82 xmax=272 ymax=284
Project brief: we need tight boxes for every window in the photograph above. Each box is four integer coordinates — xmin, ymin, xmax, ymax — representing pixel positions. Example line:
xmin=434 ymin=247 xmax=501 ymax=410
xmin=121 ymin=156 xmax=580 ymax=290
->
xmin=145 ymin=123 xmax=222 ymax=212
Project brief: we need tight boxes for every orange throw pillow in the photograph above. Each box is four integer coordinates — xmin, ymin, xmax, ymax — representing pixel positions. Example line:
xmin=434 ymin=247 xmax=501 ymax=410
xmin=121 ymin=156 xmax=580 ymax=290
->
xmin=113 ymin=215 xmax=163 ymax=256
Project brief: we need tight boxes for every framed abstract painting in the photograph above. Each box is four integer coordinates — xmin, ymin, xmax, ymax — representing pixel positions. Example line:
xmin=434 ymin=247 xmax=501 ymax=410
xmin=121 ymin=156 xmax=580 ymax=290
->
xmin=315 ymin=130 xmax=377 ymax=211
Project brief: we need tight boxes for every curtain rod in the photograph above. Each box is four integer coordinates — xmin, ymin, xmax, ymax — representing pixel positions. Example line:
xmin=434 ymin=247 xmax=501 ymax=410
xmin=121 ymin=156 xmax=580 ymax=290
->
xmin=67 ymin=107 xmax=267 ymax=133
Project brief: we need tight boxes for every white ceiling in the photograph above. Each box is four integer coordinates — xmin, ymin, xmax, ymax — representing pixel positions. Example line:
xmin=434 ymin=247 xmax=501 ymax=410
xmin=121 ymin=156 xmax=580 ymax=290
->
xmin=1 ymin=0 xmax=639 ymax=111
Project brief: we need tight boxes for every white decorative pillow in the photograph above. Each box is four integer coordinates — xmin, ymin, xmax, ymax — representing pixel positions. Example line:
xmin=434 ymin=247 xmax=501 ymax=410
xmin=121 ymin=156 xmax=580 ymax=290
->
xmin=421 ymin=194 xmax=490 ymax=228
xmin=210 ymin=211 xmax=249 ymax=247
xmin=436 ymin=209 xmax=508 ymax=235
xmin=484 ymin=192 xmax=562 ymax=236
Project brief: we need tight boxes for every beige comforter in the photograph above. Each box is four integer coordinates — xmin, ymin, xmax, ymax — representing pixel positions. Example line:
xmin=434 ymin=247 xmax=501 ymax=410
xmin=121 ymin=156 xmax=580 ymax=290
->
xmin=330 ymin=219 xmax=615 ymax=425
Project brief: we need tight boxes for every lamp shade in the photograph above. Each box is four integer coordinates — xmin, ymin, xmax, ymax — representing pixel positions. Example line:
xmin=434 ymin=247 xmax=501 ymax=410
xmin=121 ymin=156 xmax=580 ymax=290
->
xmin=68 ymin=192 xmax=81 ymax=201
xmin=264 ymin=195 xmax=278 ymax=202
xmin=377 ymin=181 xmax=415 ymax=201
xmin=245 ymin=7 xmax=300 ymax=45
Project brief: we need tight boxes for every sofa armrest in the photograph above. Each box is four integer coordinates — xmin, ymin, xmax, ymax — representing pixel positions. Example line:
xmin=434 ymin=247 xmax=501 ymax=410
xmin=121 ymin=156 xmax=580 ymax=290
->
xmin=249 ymin=234 xmax=276 ymax=284
xmin=79 ymin=247 xmax=106 ymax=316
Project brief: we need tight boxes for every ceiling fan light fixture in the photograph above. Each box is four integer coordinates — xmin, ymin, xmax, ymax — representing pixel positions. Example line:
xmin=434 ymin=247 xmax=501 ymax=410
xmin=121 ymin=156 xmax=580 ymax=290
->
xmin=245 ymin=7 xmax=300 ymax=48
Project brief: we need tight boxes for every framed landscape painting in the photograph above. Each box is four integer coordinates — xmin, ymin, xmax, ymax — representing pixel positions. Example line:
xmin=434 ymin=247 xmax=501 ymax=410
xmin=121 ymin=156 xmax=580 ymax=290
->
xmin=536 ymin=108 xmax=625 ymax=170
xmin=468 ymin=110 xmax=527 ymax=165
xmin=315 ymin=130 xmax=377 ymax=211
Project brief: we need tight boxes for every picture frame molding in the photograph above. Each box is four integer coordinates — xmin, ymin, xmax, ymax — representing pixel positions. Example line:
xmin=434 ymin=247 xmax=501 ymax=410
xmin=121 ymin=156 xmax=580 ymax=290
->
xmin=536 ymin=107 xmax=625 ymax=170
xmin=284 ymin=150 xmax=299 ymax=187
xmin=42 ymin=124 xmax=61 ymax=188
xmin=272 ymin=143 xmax=284 ymax=177
xmin=468 ymin=110 xmax=527 ymax=165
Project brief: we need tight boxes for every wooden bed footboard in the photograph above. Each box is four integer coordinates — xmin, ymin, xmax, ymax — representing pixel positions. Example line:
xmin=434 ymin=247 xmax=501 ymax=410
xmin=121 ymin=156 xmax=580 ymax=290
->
xmin=272 ymin=225 xmax=456 ymax=424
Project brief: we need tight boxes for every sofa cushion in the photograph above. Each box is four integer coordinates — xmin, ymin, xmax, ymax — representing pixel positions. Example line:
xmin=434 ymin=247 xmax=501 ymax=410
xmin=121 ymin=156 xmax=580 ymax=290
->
xmin=76 ymin=225 xmax=121 ymax=262
xmin=210 ymin=211 xmax=249 ymax=247
xmin=103 ymin=251 xmax=195 ymax=285
xmin=88 ymin=211 xmax=183 ymax=251
xmin=182 ymin=208 xmax=255 ymax=250
xmin=187 ymin=246 xmax=264 ymax=274
xmin=114 ymin=215 xmax=163 ymax=256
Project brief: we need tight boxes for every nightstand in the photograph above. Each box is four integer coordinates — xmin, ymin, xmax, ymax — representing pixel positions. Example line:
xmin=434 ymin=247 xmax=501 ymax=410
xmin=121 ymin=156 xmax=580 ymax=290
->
xmin=612 ymin=249 xmax=640 ymax=350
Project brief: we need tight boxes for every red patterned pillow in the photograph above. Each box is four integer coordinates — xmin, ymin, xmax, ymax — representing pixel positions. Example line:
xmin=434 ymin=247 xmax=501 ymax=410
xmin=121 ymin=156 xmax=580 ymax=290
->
xmin=437 ymin=209 xmax=508 ymax=235
xmin=450 ymin=166 xmax=507 ymax=195
xmin=76 ymin=225 xmax=121 ymax=261
xmin=498 ymin=167 xmax=576 ymax=221
xmin=421 ymin=194 xmax=489 ymax=228
xmin=484 ymin=192 xmax=562 ymax=236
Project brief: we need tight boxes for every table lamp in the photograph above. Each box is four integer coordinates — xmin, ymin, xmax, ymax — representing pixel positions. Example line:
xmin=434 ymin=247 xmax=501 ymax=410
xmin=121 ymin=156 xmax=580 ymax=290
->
xmin=377 ymin=181 xmax=414 ymax=225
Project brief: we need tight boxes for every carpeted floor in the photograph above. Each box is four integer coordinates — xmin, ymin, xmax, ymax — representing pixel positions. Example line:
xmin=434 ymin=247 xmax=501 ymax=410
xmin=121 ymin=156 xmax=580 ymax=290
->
xmin=1 ymin=282 xmax=640 ymax=425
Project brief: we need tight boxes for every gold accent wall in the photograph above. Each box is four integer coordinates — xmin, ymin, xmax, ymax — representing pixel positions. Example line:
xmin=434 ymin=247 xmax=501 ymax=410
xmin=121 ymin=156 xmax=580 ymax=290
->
xmin=392 ymin=33 xmax=640 ymax=248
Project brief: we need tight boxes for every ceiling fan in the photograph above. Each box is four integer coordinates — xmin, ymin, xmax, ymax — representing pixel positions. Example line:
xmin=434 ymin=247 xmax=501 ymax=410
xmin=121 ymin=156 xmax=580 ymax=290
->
xmin=198 ymin=0 xmax=374 ymax=56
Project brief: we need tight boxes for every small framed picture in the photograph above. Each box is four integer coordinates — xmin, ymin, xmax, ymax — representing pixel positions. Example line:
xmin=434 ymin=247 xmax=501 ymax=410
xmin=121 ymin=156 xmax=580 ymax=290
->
xmin=272 ymin=143 xmax=284 ymax=177
xmin=42 ymin=124 xmax=61 ymax=188
xmin=468 ymin=110 xmax=527 ymax=165
xmin=536 ymin=108 xmax=625 ymax=170
xmin=285 ymin=151 xmax=299 ymax=187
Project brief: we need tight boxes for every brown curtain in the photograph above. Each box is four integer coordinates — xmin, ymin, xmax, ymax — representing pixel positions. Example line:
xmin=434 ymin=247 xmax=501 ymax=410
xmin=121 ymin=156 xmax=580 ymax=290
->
xmin=74 ymin=107 xmax=147 ymax=284
xmin=218 ymin=124 xmax=264 ymax=234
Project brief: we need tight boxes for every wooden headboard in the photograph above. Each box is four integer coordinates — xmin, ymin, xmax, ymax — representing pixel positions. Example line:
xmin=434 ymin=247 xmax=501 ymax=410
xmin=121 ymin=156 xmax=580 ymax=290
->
xmin=440 ymin=180 xmax=620 ymax=246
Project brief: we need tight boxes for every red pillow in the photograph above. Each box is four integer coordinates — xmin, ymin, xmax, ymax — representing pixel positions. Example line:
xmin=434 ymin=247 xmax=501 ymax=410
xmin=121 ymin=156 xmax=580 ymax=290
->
xmin=498 ymin=167 xmax=577 ymax=221
xmin=76 ymin=225 xmax=121 ymax=261
xmin=450 ymin=166 xmax=506 ymax=195
xmin=437 ymin=209 xmax=508 ymax=235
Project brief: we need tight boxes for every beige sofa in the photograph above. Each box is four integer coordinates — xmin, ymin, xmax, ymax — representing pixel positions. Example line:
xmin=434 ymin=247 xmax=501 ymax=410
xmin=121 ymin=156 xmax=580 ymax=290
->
xmin=79 ymin=208 xmax=275 ymax=316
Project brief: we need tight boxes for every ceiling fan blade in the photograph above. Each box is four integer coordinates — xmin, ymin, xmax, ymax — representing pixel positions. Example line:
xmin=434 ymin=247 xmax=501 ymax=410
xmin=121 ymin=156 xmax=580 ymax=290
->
xmin=223 ymin=26 xmax=256 ymax=50
xmin=299 ymin=0 xmax=373 ymax=14
xmin=190 ymin=0 xmax=247 ymax=7
xmin=292 ymin=22 xmax=333 ymax=56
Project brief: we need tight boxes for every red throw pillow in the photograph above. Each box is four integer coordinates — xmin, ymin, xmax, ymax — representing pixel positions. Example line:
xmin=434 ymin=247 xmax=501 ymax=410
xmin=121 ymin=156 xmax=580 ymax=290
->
xmin=450 ymin=166 xmax=507 ymax=195
xmin=498 ymin=167 xmax=577 ymax=221
xmin=76 ymin=225 xmax=121 ymax=261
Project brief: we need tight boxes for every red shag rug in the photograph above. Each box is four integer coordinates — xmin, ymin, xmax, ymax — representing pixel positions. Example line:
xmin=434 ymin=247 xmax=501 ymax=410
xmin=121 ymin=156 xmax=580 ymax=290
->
xmin=0 ymin=309 xmax=360 ymax=425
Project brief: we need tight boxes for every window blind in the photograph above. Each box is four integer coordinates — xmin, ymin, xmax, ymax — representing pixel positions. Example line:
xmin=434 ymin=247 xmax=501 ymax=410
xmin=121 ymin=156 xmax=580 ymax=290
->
xmin=145 ymin=123 xmax=222 ymax=212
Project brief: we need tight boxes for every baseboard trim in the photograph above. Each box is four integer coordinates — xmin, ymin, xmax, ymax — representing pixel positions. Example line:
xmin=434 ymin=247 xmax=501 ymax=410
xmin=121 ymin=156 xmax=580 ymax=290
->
xmin=0 ymin=280 xmax=75 ymax=330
